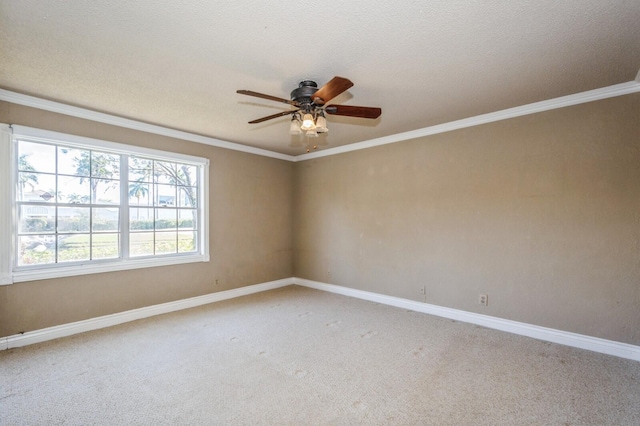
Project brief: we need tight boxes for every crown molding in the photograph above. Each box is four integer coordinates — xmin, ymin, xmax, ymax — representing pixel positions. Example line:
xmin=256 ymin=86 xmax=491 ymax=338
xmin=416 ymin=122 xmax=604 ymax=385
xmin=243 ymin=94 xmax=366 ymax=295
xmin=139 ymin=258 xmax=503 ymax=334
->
xmin=295 ymin=79 xmax=640 ymax=161
xmin=0 ymin=89 xmax=296 ymax=162
xmin=2 ymin=75 xmax=639 ymax=163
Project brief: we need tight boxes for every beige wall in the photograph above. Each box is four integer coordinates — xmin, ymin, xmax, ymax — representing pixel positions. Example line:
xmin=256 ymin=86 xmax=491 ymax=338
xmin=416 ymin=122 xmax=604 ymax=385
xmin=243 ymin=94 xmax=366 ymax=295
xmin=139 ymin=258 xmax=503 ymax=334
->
xmin=0 ymin=101 xmax=294 ymax=337
xmin=2 ymin=93 xmax=639 ymax=346
xmin=294 ymin=93 xmax=640 ymax=345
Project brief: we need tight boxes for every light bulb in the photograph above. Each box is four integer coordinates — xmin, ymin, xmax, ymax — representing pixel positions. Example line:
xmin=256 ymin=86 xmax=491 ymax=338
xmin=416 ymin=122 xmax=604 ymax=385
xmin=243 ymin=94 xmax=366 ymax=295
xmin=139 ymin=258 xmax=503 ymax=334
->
xmin=300 ymin=113 xmax=315 ymax=131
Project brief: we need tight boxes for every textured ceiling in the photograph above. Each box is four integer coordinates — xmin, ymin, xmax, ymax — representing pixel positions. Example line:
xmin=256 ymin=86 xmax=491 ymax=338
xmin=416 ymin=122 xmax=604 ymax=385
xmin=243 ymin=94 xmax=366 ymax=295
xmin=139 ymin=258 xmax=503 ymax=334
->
xmin=1 ymin=1 xmax=639 ymax=156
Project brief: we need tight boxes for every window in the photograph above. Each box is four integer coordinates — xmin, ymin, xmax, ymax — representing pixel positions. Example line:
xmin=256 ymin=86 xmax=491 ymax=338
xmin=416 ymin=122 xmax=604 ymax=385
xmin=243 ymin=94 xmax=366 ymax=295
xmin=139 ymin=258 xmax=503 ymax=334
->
xmin=2 ymin=125 xmax=209 ymax=283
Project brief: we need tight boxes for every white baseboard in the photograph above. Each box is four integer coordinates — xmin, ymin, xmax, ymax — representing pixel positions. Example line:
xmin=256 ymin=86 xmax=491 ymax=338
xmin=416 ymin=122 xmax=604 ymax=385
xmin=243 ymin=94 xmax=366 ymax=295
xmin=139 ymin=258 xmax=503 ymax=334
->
xmin=3 ymin=276 xmax=638 ymax=362
xmin=1 ymin=278 xmax=294 ymax=350
xmin=294 ymin=278 xmax=640 ymax=362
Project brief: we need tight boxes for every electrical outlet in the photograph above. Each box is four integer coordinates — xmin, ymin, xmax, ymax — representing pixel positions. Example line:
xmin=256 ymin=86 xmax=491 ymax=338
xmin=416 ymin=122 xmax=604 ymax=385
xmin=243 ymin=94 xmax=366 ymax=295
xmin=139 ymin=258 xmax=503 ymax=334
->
xmin=215 ymin=279 xmax=219 ymax=286
xmin=479 ymin=294 xmax=488 ymax=306
xmin=327 ymin=270 xmax=332 ymax=279
xmin=420 ymin=285 xmax=426 ymax=302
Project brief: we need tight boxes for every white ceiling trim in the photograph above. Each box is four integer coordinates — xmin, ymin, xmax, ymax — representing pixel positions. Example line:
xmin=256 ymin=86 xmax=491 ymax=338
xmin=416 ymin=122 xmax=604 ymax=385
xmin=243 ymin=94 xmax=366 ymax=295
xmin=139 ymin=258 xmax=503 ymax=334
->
xmin=1 ymin=77 xmax=639 ymax=164
xmin=296 ymin=79 xmax=640 ymax=161
xmin=0 ymin=89 xmax=295 ymax=162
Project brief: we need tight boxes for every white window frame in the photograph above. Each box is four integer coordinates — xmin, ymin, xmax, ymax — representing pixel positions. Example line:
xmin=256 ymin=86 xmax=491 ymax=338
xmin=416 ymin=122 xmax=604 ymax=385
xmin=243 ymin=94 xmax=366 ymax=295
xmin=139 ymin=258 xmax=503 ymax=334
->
xmin=1 ymin=124 xmax=209 ymax=284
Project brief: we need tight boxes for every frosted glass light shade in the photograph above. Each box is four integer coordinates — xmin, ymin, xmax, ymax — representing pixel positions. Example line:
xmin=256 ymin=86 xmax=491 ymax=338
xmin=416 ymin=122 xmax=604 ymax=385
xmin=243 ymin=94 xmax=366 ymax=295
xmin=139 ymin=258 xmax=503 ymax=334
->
xmin=315 ymin=115 xmax=328 ymax=133
xmin=289 ymin=117 xmax=302 ymax=135
xmin=305 ymin=128 xmax=319 ymax=138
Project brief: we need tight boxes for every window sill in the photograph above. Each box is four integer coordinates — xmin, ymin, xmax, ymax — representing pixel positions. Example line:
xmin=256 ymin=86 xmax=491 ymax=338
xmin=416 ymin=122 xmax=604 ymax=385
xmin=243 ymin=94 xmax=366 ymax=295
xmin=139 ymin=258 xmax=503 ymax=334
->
xmin=9 ymin=254 xmax=210 ymax=284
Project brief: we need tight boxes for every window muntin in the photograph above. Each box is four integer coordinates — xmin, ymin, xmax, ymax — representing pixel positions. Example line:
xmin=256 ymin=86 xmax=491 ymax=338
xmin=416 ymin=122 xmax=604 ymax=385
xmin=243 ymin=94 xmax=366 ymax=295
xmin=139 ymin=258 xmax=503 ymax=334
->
xmin=11 ymin=126 xmax=208 ymax=280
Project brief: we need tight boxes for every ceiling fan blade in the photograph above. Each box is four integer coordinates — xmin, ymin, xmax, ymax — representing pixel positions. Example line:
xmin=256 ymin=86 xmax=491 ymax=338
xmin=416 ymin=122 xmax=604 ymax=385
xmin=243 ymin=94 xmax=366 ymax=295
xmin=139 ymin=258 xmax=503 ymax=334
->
xmin=311 ymin=76 xmax=354 ymax=105
xmin=325 ymin=105 xmax=382 ymax=119
xmin=248 ymin=109 xmax=299 ymax=124
xmin=237 ymin=90 xmax=297 ymax=106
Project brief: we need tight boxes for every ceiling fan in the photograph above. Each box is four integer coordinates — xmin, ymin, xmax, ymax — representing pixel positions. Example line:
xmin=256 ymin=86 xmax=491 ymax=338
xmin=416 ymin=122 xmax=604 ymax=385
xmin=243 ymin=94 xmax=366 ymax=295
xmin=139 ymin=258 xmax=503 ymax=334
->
xmin=237 ymin=76 xmax=381 ymax=145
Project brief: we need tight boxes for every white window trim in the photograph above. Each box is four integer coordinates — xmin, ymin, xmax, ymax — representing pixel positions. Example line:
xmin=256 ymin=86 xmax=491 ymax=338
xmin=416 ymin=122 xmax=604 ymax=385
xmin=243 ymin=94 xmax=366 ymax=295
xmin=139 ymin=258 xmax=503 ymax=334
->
xmin=0 ymin=124 xmax=13 ymax=284
xmin=2 ymin=124 xmax=209 ymax=284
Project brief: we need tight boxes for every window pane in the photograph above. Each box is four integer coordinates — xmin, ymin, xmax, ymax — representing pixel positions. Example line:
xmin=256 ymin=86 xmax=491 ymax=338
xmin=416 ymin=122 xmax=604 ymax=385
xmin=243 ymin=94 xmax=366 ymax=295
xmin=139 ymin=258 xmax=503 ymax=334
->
xmin=17 ymin=171 xmax=41 ymax=200
xmin=58 ymin=176 xmax=90 ymax=204
xmin=178 ymin=186 xmax=197 ymax=207
xmin=92 ymin=152 xmax=120 ymax=179
xmin=128 ymin=182 xmax=153 ymax=206
xmin=18 ymin=235 xmax=56 ymax=266
xmin=92 ymin=233 xmax=120 ymax=259
xmin=18 ymin=141 xmax=56 ymax=173
xmin=156 ymin=184 xmax=176 ymax=206
xmin=58 ymin=147 xmax=90 ymax=176
xmin=155 ymin=231 xmax=177 ymax=254
xmin=156 ymin=208 xmax=177 ymax=230
xmin=130 ymin=208 xmax=154 ymax=230
xmin=178 ymin=231 xmax=196 ymax=253
xmin=154 ymin=161 xmax=176 ymax=184
xmin=178 ymin=209 xmax=196 ymax=229
xmin=58 ymin=207 xmax=90 ymax=233
xmin=130 ymin=232 xmax=154 ymax=257
xmin=19 ymin=205 xmax=55 ymax=233
xmin=67 ymin=151 xmax=93 ymax=180
xmin=129 ymin=157 xmax=153 ymax=182
xmin=92 ymin=179 xmax=120 ymax=204
xmin=179 ymin=165 xmax=198 ymax=186
xmin=18 ymin=172 xmax=56 ymax=202
xmin=58 ymin=234 xmax=90 ymax=262
xmin=93 ymin=208 xmax=119 ymax=231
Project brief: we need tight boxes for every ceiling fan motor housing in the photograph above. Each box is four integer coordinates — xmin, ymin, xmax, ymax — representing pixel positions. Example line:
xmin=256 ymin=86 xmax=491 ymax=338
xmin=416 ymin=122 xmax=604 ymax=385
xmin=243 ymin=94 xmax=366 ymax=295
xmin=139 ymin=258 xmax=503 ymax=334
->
xmin=290 ymin=80 xmax=319 ymax=109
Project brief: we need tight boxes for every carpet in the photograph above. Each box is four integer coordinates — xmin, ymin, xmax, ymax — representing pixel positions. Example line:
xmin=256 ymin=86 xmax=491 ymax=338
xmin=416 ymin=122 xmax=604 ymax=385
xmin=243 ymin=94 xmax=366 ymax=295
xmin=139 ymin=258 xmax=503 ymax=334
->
xmin=1 ymin=285 xmax=639 ymax=425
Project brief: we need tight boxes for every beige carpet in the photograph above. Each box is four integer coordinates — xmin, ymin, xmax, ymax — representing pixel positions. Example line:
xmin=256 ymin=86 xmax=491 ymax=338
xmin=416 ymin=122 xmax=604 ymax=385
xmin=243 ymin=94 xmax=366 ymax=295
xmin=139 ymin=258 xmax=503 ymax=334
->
xmin=1 ymin=285 xmax=639 ymax=425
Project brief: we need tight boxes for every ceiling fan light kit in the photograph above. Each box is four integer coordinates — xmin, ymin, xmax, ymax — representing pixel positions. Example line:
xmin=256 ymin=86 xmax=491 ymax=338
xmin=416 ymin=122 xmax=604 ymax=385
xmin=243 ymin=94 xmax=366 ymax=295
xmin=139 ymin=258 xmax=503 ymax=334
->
xmin=237 ymin=76 xmax=381 ymax=148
